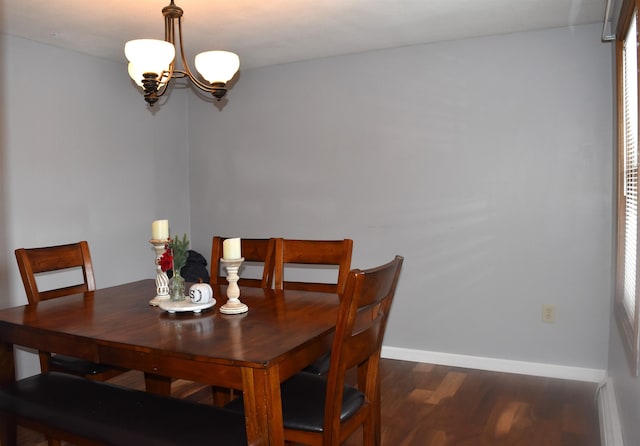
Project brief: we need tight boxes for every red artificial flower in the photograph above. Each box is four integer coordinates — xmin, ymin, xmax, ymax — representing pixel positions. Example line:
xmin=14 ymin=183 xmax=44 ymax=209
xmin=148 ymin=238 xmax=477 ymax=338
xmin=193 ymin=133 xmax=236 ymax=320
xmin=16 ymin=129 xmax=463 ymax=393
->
xmin=159 ymin=250 xmax=173 ymax=272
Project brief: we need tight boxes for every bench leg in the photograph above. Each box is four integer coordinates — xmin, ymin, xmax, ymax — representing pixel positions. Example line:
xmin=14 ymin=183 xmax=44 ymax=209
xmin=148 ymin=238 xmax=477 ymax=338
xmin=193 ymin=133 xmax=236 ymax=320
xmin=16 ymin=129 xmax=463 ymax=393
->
xmin=0 ymin=411 xmax=17 ymax=446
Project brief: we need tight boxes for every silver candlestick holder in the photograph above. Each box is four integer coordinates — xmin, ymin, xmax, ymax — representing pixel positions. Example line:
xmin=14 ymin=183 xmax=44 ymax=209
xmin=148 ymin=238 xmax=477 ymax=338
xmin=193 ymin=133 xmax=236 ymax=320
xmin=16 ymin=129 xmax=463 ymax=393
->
xmin=219 ymin=257 xmax=248 ymax=314
xmin=149 ymin=239 xmax=170 ymax=306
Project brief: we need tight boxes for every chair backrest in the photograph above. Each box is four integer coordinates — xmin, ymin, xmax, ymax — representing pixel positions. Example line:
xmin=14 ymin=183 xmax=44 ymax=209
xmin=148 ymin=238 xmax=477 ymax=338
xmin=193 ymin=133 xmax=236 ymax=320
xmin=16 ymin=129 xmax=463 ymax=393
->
xmin=14 ymin=241 xmax=96 ymax=304
xmin=273 ymin=238 xmax=353 ymax=293
xmin=210 ymin=237 xmax=275 ymax=288
xmin=322 ymin=255 xmax=403 ymax=444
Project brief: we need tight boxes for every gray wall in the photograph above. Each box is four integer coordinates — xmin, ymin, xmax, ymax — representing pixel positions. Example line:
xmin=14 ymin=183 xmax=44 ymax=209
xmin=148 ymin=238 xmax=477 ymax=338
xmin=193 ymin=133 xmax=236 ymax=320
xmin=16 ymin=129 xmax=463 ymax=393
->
xmin=189 ymin=23 xmax=613 ymax=372
xmin=0 ymin=34 xmax=191 ymax=375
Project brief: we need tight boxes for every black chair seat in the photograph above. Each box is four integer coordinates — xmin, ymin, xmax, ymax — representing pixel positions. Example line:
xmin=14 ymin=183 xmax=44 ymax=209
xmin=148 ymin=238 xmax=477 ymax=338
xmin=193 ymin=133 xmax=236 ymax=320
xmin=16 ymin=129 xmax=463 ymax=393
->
xmin=0 ymin=372 xmax=247 ymax=446
xmin=49 ymin=354 xmax=119 ymax=376
xmin=227 ymin=371 xmax=364 ymax=433
xmin=302 ymin=352 xmax=331 ymax=375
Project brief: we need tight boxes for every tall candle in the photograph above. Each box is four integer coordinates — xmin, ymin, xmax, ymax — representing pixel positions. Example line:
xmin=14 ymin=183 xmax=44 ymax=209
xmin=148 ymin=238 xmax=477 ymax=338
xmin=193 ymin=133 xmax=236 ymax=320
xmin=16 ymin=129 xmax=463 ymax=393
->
xmin=223 ymin=238 xmax=242 ymax=259
xmin=151 ymin=220 xmax=169 ymax=240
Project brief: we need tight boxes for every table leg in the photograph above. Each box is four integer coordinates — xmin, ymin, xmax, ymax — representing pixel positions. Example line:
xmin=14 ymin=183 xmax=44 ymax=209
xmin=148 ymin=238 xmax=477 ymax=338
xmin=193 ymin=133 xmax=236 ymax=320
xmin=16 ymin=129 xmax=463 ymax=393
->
xmin=211 ymin=386 xmax=234 ymax=406
xmin=241 ymin=366 xmax=284 ymax=446
xmin=0 ymin=342 xmax=14 ymax=384
xmin=0 ymin=342 xmax=17 ymax=446
xmin=143 ymin=372 xmax=172 ymax=395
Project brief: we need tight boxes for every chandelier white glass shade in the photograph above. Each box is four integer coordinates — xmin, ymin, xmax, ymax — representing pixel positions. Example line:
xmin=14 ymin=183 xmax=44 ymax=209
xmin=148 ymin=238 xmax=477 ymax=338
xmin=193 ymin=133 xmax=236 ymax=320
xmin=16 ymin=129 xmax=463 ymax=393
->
xmin=124 ymin=1 xmax=240 ymax=107
xmin=125 ymin=40 xmax=175 ymax=87
xmin=194 ymin=51 xmax=240 ymax=84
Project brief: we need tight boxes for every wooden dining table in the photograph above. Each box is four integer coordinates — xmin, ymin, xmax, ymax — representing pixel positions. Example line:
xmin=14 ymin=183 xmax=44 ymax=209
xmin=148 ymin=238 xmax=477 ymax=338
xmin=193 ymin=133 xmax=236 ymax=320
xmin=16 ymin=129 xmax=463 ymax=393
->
xmin=0 ymin=279 xmax=340 ymax=445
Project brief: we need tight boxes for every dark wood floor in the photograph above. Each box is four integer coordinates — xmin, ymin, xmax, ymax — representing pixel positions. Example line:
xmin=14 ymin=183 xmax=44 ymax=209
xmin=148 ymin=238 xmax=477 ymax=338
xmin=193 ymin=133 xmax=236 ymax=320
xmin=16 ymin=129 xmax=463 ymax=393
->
xmin=16 ymin=359 xmax=600 ymax=446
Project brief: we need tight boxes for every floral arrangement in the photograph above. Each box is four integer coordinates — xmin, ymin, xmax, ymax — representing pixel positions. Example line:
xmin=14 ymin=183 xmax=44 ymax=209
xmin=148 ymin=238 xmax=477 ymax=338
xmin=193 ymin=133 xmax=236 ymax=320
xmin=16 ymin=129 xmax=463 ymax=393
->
xmin=159 ymin=233 xmax=189 ymax=275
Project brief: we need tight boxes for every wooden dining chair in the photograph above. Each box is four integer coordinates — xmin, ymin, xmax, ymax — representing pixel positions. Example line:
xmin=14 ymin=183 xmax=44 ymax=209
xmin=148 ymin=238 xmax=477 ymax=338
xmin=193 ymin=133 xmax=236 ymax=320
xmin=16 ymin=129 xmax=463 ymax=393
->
xmin=273 ymin=238 xmax=353 ymax=294
xmin=14 ymin=241 xmax=130 ymax=446
xmin=15 ymin=241 xmax=128 ymax=380
xmin=210 ymin=237 xmax=276 ymax=288
xmin=227 ymin=255 xmax=404 ymax=446
xmin=210 ymin=236 xmax=276 ymax=405
xmin=273 ymin=238 xmax=353 ymax=375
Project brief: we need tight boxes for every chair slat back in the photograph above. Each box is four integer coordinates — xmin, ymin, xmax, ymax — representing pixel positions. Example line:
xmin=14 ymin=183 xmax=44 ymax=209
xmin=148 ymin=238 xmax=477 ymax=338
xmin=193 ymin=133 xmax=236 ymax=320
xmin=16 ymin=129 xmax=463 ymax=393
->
xmin=210 ymin=237 xmax=275 ymax=288
xmin=15 ymin=241 xmax=96 ymax=303
xmin=323 ymin=255 xmax=403 ymax=444
xmin=274 ymin=238 xmax=353 ymax=293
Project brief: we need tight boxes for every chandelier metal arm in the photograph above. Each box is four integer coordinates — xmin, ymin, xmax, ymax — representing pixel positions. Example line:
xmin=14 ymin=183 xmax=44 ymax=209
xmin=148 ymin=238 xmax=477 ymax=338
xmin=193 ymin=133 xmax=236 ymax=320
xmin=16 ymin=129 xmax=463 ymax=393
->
xmin=162 ymin=3 xmax=229 ymax=99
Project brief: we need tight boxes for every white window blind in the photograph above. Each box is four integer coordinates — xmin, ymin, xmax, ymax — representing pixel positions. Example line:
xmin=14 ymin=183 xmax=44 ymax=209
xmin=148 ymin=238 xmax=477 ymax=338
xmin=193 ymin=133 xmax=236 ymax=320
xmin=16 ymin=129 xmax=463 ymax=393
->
xmin=623 ymin=11 xmax=639 ymax=326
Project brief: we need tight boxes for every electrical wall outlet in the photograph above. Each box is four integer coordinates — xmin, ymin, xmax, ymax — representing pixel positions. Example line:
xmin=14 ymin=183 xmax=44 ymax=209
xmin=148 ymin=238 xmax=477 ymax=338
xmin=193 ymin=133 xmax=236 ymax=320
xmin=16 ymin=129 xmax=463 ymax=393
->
xmin=542 ymin=304 xmax=555 ymax=323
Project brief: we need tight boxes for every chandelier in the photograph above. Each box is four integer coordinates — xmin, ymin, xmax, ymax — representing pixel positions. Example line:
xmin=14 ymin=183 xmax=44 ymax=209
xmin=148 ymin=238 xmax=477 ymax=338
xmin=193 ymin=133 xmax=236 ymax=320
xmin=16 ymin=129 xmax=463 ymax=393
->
xmin=124 ymin=1 xmax=240 ymax=107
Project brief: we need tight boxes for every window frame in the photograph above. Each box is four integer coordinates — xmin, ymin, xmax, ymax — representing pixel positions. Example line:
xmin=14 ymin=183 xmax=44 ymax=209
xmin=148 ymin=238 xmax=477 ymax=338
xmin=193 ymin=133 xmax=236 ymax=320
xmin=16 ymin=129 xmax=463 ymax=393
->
xmin=615 ymin=0 xmax=640 ymax=377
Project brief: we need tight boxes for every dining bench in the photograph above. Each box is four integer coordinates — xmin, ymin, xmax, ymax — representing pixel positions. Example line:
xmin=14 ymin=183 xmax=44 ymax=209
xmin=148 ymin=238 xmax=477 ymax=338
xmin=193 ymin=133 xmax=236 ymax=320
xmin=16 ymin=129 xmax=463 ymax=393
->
xmin=0 ymin=372 xmax=248 ymax=446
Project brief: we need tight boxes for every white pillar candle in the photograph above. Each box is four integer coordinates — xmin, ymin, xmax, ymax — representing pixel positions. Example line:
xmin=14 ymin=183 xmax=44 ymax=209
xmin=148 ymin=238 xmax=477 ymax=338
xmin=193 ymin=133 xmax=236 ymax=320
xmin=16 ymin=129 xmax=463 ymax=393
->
xmin=223 ymin=237 xmax=242 ymax=259
xmin=151 ymin=220 xmax=169 ymax=240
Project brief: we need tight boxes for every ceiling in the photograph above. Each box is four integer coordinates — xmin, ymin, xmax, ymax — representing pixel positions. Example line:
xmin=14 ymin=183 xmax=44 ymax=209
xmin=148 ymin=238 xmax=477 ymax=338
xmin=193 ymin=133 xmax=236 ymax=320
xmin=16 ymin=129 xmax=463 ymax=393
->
xmin=0 ymin=0 xmax=608 ymax=71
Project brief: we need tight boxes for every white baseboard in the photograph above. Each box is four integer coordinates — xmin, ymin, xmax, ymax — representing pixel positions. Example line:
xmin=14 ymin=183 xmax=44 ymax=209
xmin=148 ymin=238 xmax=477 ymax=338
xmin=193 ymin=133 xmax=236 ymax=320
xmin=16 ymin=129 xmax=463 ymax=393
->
xmin=381 ymin=346 xmax=607 ymax=383
xmin=597 ymin=378 xmax=625 ymax=446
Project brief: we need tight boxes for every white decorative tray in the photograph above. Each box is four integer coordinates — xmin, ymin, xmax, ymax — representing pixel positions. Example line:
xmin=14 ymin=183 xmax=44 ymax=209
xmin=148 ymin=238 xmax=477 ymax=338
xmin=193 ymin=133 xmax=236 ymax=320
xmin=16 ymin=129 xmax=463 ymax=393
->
xmin=159 ymin=298 xmax=216 ymax=314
